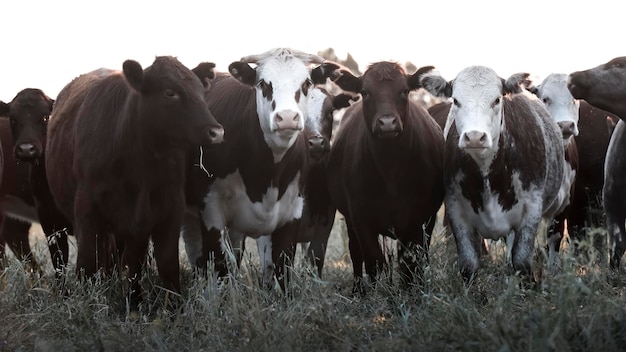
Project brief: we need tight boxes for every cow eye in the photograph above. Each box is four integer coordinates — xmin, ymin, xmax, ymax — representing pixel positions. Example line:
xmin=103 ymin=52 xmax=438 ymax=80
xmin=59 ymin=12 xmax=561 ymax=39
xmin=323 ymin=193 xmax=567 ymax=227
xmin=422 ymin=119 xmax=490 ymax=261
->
xmin=453 ymin=98 xmax=460 ymax=107
xmin=164 ymin=89 xmax=179 ymax=99
xmin=542 ymin=97 xmax=550 ymax=104
xmin=360 ymin=90 xmax=369 ymax=99
xmin=492 ymin=97 xmax=501 ymax=107
xmin=43 ymin=115 xmax=50 ymax=123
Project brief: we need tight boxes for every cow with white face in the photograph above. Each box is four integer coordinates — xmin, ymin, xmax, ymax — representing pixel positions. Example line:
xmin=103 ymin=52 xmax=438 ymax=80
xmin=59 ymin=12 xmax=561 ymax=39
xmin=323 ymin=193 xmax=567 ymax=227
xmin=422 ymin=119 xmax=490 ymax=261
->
xmin=183 ymin=48 xmax=341 ymax=289
xmin=421 ymin=66 xmax=565 ymax=282
xmin=526 ymin=73 xmax=580 ymax=271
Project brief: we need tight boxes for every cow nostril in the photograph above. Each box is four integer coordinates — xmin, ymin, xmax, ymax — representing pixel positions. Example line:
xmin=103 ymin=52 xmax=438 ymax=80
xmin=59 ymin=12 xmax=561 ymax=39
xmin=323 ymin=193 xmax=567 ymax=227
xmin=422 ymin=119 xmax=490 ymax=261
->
xmin=480 ymin=134 xmax=486 ymax=142
xmin=276 ymin=115 xmax=284 ymax=122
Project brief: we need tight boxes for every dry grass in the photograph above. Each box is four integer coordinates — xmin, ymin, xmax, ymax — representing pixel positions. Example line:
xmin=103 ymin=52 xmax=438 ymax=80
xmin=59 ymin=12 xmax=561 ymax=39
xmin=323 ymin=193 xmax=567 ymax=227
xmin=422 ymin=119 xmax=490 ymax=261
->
xmin=2 ymin=212 xmax=626 ymax=352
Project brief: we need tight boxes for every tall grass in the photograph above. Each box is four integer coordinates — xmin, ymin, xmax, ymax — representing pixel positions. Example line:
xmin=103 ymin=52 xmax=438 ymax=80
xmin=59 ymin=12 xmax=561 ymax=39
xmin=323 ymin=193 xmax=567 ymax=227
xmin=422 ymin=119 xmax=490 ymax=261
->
xmin=1 ymin=215 xmax=626 ymax=352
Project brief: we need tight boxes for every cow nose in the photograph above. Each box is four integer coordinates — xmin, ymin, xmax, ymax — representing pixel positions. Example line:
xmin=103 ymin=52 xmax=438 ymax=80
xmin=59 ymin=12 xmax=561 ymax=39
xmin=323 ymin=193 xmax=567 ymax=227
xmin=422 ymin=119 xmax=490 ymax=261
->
xmin=15 ymin=143 xmax=38 ymax=159
xmin=308 ymin=135 xmax=326 ymax=149
xmin=207 ymin=125 xmax=225 ymax=144
xmin=376 ymin=116 xmax=399 ymax=131
xmin=275 ymin=110 xmax=301 ymax=131
xmin=557 ymin=121 xmax=578 ymax=138
xmin=462 ymin=131 xmax=488 ymax=148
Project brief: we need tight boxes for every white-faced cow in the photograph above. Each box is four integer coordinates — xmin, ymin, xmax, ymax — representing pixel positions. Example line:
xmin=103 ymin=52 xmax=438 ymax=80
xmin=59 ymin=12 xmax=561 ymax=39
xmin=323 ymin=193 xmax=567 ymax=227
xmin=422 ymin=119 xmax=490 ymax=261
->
xmin=525 ymin=73 xmax=580 ymax=271
xmin=46 ymin=57 xmax=224 ymax=309
xmin=420 ymin=66 xmax=564 ymax=282
xmin=326 ymin=62 xmax=445 ymax=294
xmin=568 ymin=56 xmax=626 ymax=269
xmin=0 ymin=88 xmax=73 ymax=278
xmin=182 ymin=48 xmax=341 ymax=289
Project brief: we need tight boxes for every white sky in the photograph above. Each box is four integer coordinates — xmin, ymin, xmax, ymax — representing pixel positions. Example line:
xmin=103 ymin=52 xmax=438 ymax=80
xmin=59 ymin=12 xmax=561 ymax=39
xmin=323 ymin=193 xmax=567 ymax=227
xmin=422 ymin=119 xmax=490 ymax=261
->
xmin=1 ymin=0 xmax=623 ymax=100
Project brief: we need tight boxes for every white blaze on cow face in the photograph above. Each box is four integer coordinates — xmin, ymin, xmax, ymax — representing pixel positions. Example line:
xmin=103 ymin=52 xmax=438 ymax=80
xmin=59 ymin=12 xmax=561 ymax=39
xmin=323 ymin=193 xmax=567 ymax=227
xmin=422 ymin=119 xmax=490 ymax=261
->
xmin=534 ymin=73 xmax=580 ymax=140
xmin=450 ymin=66 xmax=504 ymax=161
xmin=254 ymin=52 xmax=313 ymax=162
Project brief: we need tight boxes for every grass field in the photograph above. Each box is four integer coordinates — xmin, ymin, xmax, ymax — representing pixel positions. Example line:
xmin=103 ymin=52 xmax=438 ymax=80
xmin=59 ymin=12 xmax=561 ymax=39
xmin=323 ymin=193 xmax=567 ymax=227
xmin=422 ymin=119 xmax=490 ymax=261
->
xmin=1 ymin=211 xmax=626 ymax=352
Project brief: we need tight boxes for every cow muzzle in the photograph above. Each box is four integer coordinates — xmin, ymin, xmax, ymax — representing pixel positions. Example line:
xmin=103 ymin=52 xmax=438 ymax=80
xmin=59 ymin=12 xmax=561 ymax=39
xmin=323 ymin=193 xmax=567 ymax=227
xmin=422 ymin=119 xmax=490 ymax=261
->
xmin=557 ymin=121 xmax=579 ymax=139
xmin=373 ymin=115 xmax=402 ymax=138
xmin=14 ymin=142 xmax=41 ymax=161
xmin=460 ymin=130 xmax=490 ymax=149
xmin=274 ymin=110 xmax=302 ymax=131
xmin=205 ymin=125 xmax=225 ymax=144
xmin=308 ymin=134 xmax=329 ymax=160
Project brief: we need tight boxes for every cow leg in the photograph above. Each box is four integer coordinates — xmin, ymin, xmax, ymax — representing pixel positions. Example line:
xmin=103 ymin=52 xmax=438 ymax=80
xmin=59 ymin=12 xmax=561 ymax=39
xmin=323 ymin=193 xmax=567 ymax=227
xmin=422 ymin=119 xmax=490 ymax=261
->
xmin=271 ymin=219 xmax=299 ymax=292
xmin=397 ymin=224 xmax=428 ymax=288
xmin=152 ymin=221 xmax=182 ymax=310
xmin=306 ymin=208 xmax=336 ymax=278
xmin=120 ymin=234 xmax=150 ymax=311
xmin=200 ymin=223 xmax=228 ymax=279
xmin=511 ymin=224 xmax=538 ymax=280
xmin=345 ymin=220 xmax=365 ymax=295
xmin=350 ymin=219 xmax=385 ymax=290
xmin=256 ymin=235 xmax=274 ymax=289
xmin=547 ymin=211 xmax=567 ymax=273
xmin=181 ymin=209 xmax=203 ymax=270
xmin=606 ymin=210 xmax=626 ymax=270
xmin=228 ymin=229 xmax=246 ymax=268
xmin=450 ymin=225 xmax=481 ymax=283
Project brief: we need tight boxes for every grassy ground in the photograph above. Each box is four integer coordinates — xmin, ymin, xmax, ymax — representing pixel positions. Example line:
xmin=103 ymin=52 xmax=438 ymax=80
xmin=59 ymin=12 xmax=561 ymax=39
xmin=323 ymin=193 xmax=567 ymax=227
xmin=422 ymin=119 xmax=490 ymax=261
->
xmin=1 ymin=213 xmax=626 ymax=352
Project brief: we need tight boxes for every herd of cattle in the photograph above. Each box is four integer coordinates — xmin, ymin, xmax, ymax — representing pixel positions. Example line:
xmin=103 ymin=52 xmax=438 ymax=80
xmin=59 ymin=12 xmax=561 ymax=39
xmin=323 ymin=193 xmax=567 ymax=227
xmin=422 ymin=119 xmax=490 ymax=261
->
xmin=0 ymin=47 xmax=625 ymax=309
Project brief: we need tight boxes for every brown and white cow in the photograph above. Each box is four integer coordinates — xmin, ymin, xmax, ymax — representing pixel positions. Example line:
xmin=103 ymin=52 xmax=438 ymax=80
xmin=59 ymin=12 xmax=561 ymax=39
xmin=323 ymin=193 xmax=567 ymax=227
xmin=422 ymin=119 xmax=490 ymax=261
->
xmin=46 ymin=57 xmax=224 ymax=309
xmin=326 ymin=62 xmax=445 ymax=294
xmin=568 ymin=56 xmax=626 ymax=269
xmin=525 ymin=73 xmax=580 ymax=271
xmin=182 ymin=48 xmax=341 ymax=289
xmin=421 ymin=66 xmax=564 ymax=282
xmin=0 ymin=88 xmax=73 ymax=278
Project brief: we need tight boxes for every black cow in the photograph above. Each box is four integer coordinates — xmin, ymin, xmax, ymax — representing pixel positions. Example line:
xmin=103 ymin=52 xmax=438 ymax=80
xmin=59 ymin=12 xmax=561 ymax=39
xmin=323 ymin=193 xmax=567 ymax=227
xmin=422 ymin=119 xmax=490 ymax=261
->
xmin=327 ymin=62 xmax=445 ymax=294
xmin=0 ymin=88 xmax=72 ymax=278
xmin=46 ymin=57 xmax=224 ymax=309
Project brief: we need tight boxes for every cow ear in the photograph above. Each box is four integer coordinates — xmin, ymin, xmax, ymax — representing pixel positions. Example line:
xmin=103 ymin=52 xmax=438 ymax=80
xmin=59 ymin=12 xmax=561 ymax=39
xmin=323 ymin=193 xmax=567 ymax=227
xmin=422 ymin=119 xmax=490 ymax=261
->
xmin=0 ymin=101 xmax=9 ymax=117
xmin=407 ymin=65 xmax=436 ymax=91
xmin=311 ymin=62 xmax=341 ymax=85
xmin=332 ymin=93 xmax=358 ymax=110
xmin=192 ymin=62 xmax=217 ymax=88
xmin=333 ymin=70 xmax=362 ymax=94
xmin=229 ymin=61 xmax=256 ymax=86
xmin=123 ymin=60 xmax=144 ymax=92
xmin=420 ymin=72 xmax=452 ymax=98
xmin=48 ymin=98 xmax=55 ymax=112
xmin=503 ymin=72 xmax=530 ymax=94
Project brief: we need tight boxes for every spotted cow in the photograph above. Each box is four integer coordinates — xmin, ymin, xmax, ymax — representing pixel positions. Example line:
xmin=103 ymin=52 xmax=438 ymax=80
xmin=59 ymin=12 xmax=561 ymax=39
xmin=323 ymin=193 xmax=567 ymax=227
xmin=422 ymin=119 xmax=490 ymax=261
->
xmin=525 ymin=73 xmax=580 ymax=271
xmin=46 ymin=57 xmax=224 ymax=308
xmin=182 ymin=48 xmax=341 ymax=289
xmin=420 ymin=66 xmax=564 ymax=282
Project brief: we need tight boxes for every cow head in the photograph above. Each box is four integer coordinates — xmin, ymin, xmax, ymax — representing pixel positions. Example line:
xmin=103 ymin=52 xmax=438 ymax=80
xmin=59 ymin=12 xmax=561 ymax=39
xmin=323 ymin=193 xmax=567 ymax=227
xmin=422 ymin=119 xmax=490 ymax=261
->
xmin=228 ymin=48 xmax=340 ymax=161
xmin=527 ymin=73 xmax=579 ymax=140
xmin=304 ymin=87 xmax=356 ymax=162
xmin=334 ymin=62 xmax=434 ymax=139
xmin=421 ymin=66 xmax=526 ymax=158
xmin=568 ymin=56 xmax=626 ymax=120
xmin=0 ymin=88 xmax=54 ymax=163
xmin=125 ymin=57 xmax=224 ymax=148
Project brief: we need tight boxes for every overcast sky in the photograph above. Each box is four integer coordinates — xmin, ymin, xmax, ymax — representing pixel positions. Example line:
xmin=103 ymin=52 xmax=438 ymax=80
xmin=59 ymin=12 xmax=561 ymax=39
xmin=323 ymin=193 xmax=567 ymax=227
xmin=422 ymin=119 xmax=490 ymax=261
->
xmin=1 ymin=0 xmax=623 ymax=100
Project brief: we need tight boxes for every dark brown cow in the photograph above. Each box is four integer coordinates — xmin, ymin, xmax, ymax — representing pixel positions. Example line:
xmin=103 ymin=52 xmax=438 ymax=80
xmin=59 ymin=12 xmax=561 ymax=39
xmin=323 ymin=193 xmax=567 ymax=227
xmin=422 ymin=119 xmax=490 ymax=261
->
xmin=0 ymin=88 xmax=72 ymax=277
xmin=0 ymin=119 xmax=36 ymax=269
xmin=568 ymin=56 xmax=626 ymax=269
xmin=568 ymin=101 xmax=619 ymax=244
xmin=46 ymin=57 xmax=224 ymax=309
xmin=182 ymin=48 xmax=341 ymax=290
xmin=327 ymin=62 xmax=445 ymax=294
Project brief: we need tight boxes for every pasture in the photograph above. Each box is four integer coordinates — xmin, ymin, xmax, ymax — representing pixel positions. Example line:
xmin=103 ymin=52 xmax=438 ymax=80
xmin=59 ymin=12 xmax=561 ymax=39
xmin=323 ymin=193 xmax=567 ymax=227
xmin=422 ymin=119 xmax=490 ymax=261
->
xmin=1 ymin=210 xmax=626 ymax=352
